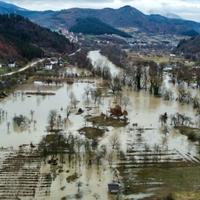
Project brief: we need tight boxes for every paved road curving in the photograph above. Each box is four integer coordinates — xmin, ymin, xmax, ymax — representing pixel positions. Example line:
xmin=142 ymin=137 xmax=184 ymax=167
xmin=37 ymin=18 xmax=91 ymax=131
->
xmin=0 ymin=59 xmax=45 ymax=77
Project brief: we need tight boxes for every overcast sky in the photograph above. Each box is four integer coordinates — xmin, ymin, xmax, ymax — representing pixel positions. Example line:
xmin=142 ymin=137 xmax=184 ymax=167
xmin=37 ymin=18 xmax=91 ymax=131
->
xmin=3 ymin=0 xmax=200 ymax=22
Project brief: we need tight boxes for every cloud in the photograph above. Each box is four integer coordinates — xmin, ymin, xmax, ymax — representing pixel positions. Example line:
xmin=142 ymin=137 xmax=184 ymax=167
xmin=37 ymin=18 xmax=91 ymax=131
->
xmin=4 ymin=0 xmax=115 ymax=10
xmin=120 ymin=0 xmax=200 ymax=21
xmin=2 ymin=0 xmax=200 ymax=21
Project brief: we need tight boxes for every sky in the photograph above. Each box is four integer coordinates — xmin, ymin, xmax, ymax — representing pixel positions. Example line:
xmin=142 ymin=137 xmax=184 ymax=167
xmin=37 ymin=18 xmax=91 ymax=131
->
xmin=3 ymin=0 xmax=200 ymax=22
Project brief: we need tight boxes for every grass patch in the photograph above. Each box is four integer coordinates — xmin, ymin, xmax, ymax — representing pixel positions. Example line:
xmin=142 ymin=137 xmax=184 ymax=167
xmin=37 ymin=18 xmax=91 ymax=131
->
xmin=175 ymin=126 xmax=200 ymax=142
xmin=0 ymin=67 xmax=12 ymax=75
xmin=119 ymin=166 xmax=200 ymax=199
xmin=79 ymin=127 xmax=104 ymax=139
xmin=174 ymin=192 xmax=200 ymax=200
xmin=87 ymin=115 xmax=129 ymax=127
xmin=38 ymin=133 xmax=70 ymax=156
xmin=125 ymin=166 xmax=200 ymax=199
xmin=66 ymin=173 xmax=79 ymax=183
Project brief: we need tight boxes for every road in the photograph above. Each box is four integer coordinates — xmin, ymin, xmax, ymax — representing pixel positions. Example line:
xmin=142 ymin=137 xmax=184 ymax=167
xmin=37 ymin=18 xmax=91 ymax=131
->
xmin=68 ymin=48 xmax=81 ymax=57
xmin=0 ymin=59 xmax=45 ymax=77
xmin=0 ymin=47 xmax=81 ymax=77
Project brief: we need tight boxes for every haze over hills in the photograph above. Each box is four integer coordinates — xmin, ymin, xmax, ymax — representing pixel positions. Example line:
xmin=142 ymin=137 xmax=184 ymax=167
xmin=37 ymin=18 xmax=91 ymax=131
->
xmin=148 ymin=10 xmax=182 ymax=20
xmin=0 ymin=1 xmax=199 ymax=36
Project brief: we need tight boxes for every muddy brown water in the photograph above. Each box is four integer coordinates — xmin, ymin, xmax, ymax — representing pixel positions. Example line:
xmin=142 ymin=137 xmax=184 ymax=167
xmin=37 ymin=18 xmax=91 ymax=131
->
xmin=0 ymin=52 xmax=199 ymax=199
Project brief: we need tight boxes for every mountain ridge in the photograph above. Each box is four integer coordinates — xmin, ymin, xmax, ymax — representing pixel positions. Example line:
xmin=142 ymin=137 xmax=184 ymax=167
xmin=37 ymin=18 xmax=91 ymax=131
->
xmin=0 ymin=2 xmax=199 ymax=35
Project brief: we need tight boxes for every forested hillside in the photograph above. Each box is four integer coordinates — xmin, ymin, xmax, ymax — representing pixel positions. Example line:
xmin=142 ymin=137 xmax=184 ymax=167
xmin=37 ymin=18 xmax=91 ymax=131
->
xmin=70 ymin=17 xmax=131 ymax=38
xmin=0 ymin=14 xmax=74 ymax=61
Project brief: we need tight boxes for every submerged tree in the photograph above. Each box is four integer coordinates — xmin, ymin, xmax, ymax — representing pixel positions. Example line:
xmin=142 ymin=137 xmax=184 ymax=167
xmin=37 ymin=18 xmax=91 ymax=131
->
xmin=126 ymin=60 xmax=149 ymax=90
xmin=91 ymin=88 xmax=102 ymax=105
xmin=122 ymin=96 xmax=130 ymax=109
xmin=102 ymin=66 xmax=112 ymax=80
xmin=162 ymin=88 xmax=173 ymax=101
xmin=13 ymin=115 xmax=29 ymax=127
xmin=66 ymin=106 xmax=72 ymax=119
xmin=177 ymin=86 xmax=192 ymax=104
xmin=109 ymin=133 xmax=120 ymax=150
xmin=109 ymin=76 xmax=122 ymax=94
xmin=69 ymin=91 xmax=78 ymax=108
xmin=48 ymin=110 xmax=57 ymax=130
xmin=149 ymin=61 xmax=163 ymax=96
xmin=170 ymin=113 xmax=192 ymax=127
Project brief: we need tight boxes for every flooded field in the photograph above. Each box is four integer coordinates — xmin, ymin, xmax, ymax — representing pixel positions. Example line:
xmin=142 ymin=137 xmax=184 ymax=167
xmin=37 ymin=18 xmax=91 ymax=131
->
xmin=0 ymin=51 xmax=199 ymax=200
xmin=0 ymin=81 xmax=96 ymax=148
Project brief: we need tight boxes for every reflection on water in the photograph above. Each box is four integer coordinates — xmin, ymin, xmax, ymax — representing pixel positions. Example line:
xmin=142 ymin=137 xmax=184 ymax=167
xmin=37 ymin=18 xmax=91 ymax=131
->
xmin=0 ymin=62 xmax=199 ymax=199
xmin=0 ymin=75 xmax=198 ymax=155
xmin=0 ymin=81 xmax=96 ymax=148
xmin=41 ymin=154 xmax=114 ymax=200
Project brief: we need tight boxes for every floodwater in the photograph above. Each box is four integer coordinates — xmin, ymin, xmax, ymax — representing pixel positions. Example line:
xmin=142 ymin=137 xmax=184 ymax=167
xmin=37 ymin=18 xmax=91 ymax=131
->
xmin=0 ymin=81 xmax=95 ymax=148
xmin=0 ymin=51 xmax=199 ymax=199
xmin=87 ymin=50 xmax=122 ymax=77
xmin=0 ymin=79 xmax=197 ymax=155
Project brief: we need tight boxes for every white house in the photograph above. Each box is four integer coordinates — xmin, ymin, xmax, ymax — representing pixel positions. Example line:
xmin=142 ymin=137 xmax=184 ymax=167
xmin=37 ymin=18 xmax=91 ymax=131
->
xmin=50 ymin=60 xmax=58 ymax=65
xmin=45 ymin=64 xmax=53 ymax=70
xmin=8 ymin=62 xmax=16 ymax=68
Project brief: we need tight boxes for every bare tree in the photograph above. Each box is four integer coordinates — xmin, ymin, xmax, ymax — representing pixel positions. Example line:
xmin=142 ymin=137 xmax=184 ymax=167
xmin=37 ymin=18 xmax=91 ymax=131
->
xmin=91 ymin=88 xmax=102 ymax=105
xmin=102 ymin=66 xmax=111 ymax=80
xmin=84 ymin=86 xmax=91 ymax=101
xmin=122 ymin=96 xmax=130 ymax=109
xmin=109 ymin=76 xmax=122 ymax=94
xmin=109 ymin=133 xmax=120 ymax=150
xmin=149 ymin=61 xmax=163 ymax=96
xmin=66 ymin=106 xmax=72 ymax=119
xmin=48 ymin=110 xmax=57 ymax=130
xmin=69 ymin=91 xmax=78 ymax=108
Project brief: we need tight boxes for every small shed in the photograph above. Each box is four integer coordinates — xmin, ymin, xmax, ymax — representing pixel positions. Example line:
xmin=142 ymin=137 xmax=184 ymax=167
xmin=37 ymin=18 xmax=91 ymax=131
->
xmin=8 ymin=62 xmax=16 ymax=68
xmin=108 ymin=182 xmax=120 ymax=193
xmin=45 ymin=64 xmax=53 ymax=70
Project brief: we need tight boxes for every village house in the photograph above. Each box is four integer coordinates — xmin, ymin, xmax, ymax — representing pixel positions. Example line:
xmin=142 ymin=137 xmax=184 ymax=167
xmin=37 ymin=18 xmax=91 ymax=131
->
xmin=50 ymin=58 xmax=58 ymax=65
xmin=45 ymin=64 xmax=53 ymax=70
xmin=44 ymin=58 xmax=58 ymax=70
xmin=109 ymin=105 xmax=128 ymax=119
xmin=8 ymin=61 xmax=16 ymax=68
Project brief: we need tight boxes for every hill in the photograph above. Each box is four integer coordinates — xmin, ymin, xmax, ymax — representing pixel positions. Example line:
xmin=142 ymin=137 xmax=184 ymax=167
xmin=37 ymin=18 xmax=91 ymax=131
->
xmin=0 ymin=2 xmax=200 ymax=36
xmin=69 ymin=17 xmax=131 ymax=38
xmin=0 ymin=1 xmax=27 ymax=14
xmin=0 ymin=14 xmax=74 ymax=62
xmin=176 ymin=35 xmax=200 ymax=56
xmin=181 ymin=30 xmax=199 ymax=37
xmin=23 ymin=6 xmax=200 ymax=36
